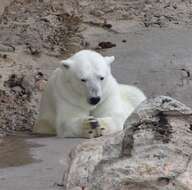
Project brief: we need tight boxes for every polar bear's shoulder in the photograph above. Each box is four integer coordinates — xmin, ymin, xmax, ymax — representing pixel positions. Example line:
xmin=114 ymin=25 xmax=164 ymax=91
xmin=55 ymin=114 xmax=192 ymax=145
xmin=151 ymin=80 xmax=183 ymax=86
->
xmin=120 ymin=84 xmax=146 ymax=108
xmin=47 ymin=67 xmax=64 ymax=84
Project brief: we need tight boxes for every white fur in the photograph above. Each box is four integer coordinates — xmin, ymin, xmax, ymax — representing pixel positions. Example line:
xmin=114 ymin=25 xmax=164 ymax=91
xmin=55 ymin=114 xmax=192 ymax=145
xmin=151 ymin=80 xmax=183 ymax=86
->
xmin=34 ymin=50 xmax=146 ymax=138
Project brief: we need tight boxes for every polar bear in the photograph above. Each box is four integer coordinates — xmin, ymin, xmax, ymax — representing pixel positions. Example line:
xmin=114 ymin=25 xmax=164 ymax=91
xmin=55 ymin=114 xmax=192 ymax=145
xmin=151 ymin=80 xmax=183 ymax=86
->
xmin=33 ymin=50 xmax=146 ymax=138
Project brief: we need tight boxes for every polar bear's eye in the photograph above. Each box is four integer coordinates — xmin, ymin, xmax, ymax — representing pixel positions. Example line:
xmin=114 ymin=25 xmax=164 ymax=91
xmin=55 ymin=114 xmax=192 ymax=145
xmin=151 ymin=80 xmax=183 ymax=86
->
xmin=81 ymin=78 xmax=87 ymax=82
xmin=100 ymin=77 xmax=104 ymax=81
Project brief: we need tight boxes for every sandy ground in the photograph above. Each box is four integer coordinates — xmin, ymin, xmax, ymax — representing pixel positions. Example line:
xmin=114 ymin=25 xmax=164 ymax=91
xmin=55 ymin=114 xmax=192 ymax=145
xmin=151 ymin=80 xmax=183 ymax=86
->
xmin=1 ymin=24 xmax=192 ymax=189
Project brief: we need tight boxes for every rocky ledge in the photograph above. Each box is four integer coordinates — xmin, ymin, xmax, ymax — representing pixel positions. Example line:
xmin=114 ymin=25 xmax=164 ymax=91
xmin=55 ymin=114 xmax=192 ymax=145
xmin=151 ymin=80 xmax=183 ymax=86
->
xmin=63 ymin=96 xmax=192 ymax=190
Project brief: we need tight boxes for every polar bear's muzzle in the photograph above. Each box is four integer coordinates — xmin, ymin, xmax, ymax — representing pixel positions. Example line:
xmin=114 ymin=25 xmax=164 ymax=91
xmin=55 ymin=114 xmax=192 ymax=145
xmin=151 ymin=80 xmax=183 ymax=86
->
xmin=88 ymin=97 xmax=101 ymax=105
xmin=86 ymin=80 xmax=102 ymax=105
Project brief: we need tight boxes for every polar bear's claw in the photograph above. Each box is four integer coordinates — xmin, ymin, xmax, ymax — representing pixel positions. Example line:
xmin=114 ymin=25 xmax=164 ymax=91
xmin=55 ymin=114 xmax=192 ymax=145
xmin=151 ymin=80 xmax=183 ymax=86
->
xmin=90 ymin=120 xmax=99 ymax=129
xmin=82 ymin=118 xmax=106 ymax=138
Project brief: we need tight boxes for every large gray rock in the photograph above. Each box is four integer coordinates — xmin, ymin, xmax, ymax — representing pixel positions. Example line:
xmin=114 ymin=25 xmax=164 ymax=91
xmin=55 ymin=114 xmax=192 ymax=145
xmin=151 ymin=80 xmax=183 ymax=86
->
xmin=63 ymin=96 xmax=192 ymax=190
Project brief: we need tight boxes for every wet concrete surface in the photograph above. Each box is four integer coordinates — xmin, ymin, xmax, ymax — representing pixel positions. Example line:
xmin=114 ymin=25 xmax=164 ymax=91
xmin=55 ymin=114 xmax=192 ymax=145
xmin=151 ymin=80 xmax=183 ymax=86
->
xmin=0 ymin=137 xmax=84 ymax=190
xmin=0 ymin=136 xmax=40 ymax=168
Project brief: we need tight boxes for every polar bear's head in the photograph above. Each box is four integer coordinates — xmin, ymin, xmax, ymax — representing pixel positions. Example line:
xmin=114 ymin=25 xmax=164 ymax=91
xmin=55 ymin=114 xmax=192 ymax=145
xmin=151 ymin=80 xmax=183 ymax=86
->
xmin=60 ymin=50 xmax=115 ymax=105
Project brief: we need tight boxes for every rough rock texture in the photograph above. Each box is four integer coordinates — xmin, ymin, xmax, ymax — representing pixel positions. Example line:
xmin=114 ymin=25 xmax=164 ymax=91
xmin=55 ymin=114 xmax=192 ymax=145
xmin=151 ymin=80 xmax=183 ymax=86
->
xmin=63 ymin=96 xmax=192 ymax=190
xmin=78 ymin=0 xmax=192 ymax=27
xmin=0 ymin=45 xmax=60 ymax=136
xmin=0 ymin=0 xmax=83 ymax=57
xmin=0 ymin=72 xmax=47 ymax=136
xmin=1 ymin=0 xmax=192 ymax=58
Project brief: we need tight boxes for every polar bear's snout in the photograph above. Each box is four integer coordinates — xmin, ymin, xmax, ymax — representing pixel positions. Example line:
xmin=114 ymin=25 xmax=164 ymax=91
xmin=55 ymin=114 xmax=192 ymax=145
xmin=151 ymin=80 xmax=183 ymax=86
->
xmin=86 ymin=79 xmax=102 ymax=105
xmin=88 ymin=96 xmax=101 ymax=105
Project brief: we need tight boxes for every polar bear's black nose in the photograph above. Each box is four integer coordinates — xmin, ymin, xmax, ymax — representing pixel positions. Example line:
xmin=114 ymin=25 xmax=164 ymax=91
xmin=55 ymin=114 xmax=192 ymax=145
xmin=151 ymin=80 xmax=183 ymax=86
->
xmin=89 ymin=97 xmax=101 ymax=105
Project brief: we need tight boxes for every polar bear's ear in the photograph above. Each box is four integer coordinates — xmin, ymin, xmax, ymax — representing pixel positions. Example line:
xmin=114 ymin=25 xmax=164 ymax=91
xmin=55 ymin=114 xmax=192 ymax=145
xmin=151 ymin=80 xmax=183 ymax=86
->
xmin=104 ymin=56 xmax=115 ymax=65
xmin=60 ymin=59 xmax=73 ymax=69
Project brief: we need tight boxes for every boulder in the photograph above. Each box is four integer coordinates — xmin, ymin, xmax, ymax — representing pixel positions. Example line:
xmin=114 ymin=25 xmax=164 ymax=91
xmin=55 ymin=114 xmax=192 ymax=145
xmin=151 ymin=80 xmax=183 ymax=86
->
xmin=63 ymin=96 xmax=192 ymax=190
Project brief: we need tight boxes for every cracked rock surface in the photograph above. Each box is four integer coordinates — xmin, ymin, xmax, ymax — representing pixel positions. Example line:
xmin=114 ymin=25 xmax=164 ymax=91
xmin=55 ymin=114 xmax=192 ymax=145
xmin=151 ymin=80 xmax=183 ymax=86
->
xmin=63 ymin=96 xmax=192 ymax=190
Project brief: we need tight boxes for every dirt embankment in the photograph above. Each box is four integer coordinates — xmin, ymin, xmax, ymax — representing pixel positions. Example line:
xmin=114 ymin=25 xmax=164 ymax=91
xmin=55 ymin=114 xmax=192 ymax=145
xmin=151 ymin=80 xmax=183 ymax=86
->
xmin=76 ymin=0 xmax=192 ymax=27
xmin=1 ymin=0 xmax=192 ymax=56
xmin=0 ymin=0 xmax=83 ymax=57
xmin=0 ymin=0 xmax=83 ymax=136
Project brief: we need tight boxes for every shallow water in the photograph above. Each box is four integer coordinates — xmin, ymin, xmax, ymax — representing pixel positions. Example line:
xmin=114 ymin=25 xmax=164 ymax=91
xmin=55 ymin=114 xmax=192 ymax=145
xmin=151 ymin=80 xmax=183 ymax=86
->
xmin=0 ymin=136 xmax=40 ymax=168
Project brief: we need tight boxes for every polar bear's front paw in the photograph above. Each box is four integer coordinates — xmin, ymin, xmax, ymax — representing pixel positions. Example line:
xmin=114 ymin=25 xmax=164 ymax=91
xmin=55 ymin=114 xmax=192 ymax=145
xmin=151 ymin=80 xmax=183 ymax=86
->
xmin=82 ymin=117 xmax=107 ymax=138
